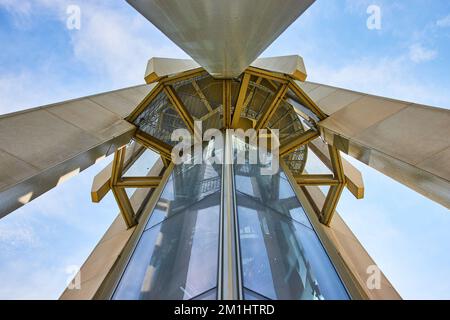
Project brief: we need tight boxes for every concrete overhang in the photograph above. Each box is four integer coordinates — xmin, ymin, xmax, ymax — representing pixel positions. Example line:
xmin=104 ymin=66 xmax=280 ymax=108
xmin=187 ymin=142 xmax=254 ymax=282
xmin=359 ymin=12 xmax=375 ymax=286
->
xmin=144 ymin=55 xmax=308 ymax=84
xmin=128 ymin=0 xmax=315 ymax=78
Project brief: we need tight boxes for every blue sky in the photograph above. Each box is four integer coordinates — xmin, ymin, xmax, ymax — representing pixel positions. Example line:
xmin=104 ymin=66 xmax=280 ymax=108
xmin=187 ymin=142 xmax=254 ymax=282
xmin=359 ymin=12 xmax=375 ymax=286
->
xmin=0 ymin=0 xmax=449 ymax=299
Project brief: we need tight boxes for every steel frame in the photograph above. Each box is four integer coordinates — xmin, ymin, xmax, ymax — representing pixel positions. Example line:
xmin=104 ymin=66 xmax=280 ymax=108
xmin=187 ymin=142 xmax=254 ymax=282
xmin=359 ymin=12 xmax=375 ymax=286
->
xmin=109 ymin=145 xmax=166 ymax=228
xmin=113 ymin=66 xmax=358 ymax=227
xmin=231 ymin=73 xmax=251 ymax=128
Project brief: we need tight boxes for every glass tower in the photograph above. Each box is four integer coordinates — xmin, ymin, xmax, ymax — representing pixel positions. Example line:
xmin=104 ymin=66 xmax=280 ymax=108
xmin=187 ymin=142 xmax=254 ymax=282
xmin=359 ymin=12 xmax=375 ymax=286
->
xmin=112 ymin=135 xmax=349 ymax=300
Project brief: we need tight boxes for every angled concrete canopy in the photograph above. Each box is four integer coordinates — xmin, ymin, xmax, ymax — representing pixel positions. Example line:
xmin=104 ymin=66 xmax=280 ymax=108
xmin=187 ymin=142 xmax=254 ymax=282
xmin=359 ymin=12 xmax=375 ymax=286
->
xmin=0 ymin=85 xmax=154 ymax=219
xmin=144 ymin=58 xmax=200 ymax=84
xmin=252 ymin=55 xmax=308 ymax=81
xmin=127 ymin=0 xmax=315 ymax=78
xmin=297 ymin=81 xmax=450 ymax=209
xmin=144 ymin=55 xmax=308 ymax=84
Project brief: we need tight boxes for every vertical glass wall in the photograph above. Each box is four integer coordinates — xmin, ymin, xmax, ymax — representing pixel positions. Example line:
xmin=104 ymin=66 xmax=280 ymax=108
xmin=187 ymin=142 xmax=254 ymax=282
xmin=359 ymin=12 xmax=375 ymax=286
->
xmin=113 ymin=135 xmax=349 ymax=300
xmin=233 ymin=136 xmax=349 ymax=300
xmin=113 ymin=142 xmax=222 ymax=300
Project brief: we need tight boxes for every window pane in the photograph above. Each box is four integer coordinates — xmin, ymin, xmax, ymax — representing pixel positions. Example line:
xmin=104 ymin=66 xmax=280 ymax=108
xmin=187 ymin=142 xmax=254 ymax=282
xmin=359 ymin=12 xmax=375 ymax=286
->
xmin=123 ymin=149 xmax=158 ymax=177
xmin=234 ymin=143 xmax=349 ymax=301
xmin=113 ymin=204 xmax=220 ymax=300
xmin=192 ymin=288 xmax=217 ymax=300
xmin=123 ymin=149 xmax=159 ymax=198
xmin=146 ymin=162 xmax=222 ymax=230
xmin=244 ymin=289 xmax=269 ymax=300
xmin=237 ymin=197 xmax=349 ymax=300
xmin=235 ymin=163 xmax=313 ymax=228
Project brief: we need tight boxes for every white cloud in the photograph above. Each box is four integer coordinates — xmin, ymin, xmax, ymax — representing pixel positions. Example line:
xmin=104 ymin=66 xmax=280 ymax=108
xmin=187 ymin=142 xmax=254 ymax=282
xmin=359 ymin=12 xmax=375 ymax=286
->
xmin=68 ymin=2 xmax=187 ymax=86
xmin=0 ymin=0 xmax=186 ymax=113
xmin=0 ymin=70 xmax=76 ymax=114
xmin=409 ymin=43 xmax=438 ymax=63
xmin=436 ymin=15 xmax=450 ymax=28
xmin=0 ymin=222 xmax=40 ymax=249
xmin=0 ymin=0 xmax=31 ymax=15
xmin=308 ymin=55 xmax=449 ymax=108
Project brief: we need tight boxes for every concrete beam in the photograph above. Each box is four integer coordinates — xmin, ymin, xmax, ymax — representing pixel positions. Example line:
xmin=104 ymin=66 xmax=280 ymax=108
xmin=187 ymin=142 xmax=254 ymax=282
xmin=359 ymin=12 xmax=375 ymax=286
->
xmin=303 ymin=81 xmax=450 ymax=209
xmin=0 ymin=85 xmax=154 ymax=219
xmin=128 ymin=0 xmax=315 ymax=78
xmin=144 ymin=57 xmax=200 ymax=84
xmin=251 ymin=55 xmax=307 ymax=81
xmin=145 ymin=55 xmax=308 ymax=84
xmin=91 ymin=142 xmax=145 ymax=203
xmin=309 ymin=138 xmax=365 ymax=199
xmin=60 ymin=158 xmax=166 ymax=300
xmin=282 ymin=160 xmax=401 ymax=300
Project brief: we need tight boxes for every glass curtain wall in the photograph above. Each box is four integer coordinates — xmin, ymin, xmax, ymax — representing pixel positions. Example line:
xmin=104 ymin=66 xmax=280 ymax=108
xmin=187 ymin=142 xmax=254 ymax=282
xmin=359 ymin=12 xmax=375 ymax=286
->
xmin=113 ymin=140 xmax=222 ymax=300
xmin=113 ymin=135 xmax=349 ymax=300
xmin=233 ymin=136 xmax=349 ymax=300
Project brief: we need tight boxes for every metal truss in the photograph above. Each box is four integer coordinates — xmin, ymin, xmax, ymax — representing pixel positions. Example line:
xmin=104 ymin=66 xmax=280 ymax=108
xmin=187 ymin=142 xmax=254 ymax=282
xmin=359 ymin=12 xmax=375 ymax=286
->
xmin=109 ymin=65 xmax=363 ymax=227
xmin=110 ymin=146 xmax=166 ymax=228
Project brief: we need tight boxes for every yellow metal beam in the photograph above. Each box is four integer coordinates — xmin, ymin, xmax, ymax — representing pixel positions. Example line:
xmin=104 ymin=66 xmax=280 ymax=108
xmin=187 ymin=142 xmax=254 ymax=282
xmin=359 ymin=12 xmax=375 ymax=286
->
xmin=200 ymin=107 xmax=221 ymax=122
xmin=321 ymin=183 xmax=345 ymax=226
xmin=126 ymin=83 xmax=164 ymax=123
xmin=91 ymin=144 xmax=145 ymax=203
xmin=134 ymin=130 xmax=172 ymax=161
xmin=329 ymin=145 xmax=345 ymax=183
xmin=164 ymin=85 xmax=195 ymax=134
xmin=111 ymin=187 xmax=137 ymax=228
xmin=320 ymin=145 xmax=346 ymax=226
xmin=231 ymin=73 xmax=251 ymax=128
xmin=255 ymin=83 xmax=289 ymax=130
xmin=116 ymin=176 xmax=162 ymax=188
xmin=111 ymin=147 xmax=136 ymax=228
xmin=192 ymin=79 xmax=213 ymax=113
xmin=309 ymin=139 xmax=364 ymax=199
xmin=111 ymin=147 xmax=126 ymax=185
xmin=280 ymin=129 xmax=319 ymax=157
xmin=161 ymin=155 xmax=170 ymax=168
xmin=246 ymin=66 xmax=290 ymax=83
xmin=223 ymin=79 xmax=232 ymax=128
xmin=295 ymin=174 xmax=339 ymax=186
xmin=288 ymin=80 xmax=327 ymax=120
xmin=243 ymin=77 xmax=262 ymax=110
xmin=160 ymin=68 xmax=207 ymax=86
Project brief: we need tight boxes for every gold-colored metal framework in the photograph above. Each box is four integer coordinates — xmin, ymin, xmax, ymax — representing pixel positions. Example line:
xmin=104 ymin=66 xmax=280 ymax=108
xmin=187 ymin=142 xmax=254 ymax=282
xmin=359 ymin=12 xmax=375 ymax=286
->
xmin=100 ymin=65 xmax=360 ymax=227
xmin=109 ymin=145 xmax=167 ymax=228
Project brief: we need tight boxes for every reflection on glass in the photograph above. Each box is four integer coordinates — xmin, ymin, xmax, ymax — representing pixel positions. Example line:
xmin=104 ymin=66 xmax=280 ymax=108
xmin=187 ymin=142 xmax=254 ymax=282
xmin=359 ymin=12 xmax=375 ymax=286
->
xmin=244 ymin=289 xmax=269 ymax=300
xmin=146 ymin=162 xmax=222 ymax=230
xmin=238 ymin=201 xmax=348 ymax=300
xmin=235 ymin=164 xmax=313 ymax=229
xmin=123 ymin=149 xmax=158 ymax=177
xmin=234 ymin=135 xmax=349 ymax=300
xmin=113 ymin=135 xmax=349 ymax=300
xmin=114 ymin=201 xmax=220 ymax=300
xmin=123 ymin=149 xmax=158 ymax=197
xmin=114 ymin=152 xmax=222 ymax=299
xmin=193 ymin=288 xmax=217 ymax=300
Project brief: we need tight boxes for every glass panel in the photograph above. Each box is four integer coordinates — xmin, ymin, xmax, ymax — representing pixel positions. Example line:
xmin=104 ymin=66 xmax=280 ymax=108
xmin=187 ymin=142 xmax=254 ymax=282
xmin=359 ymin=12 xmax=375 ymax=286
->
xmin=145 ymin=161 xmax=222 ymax=230
xmin=114 ymin=139 xmax=223 ymax=300
xmin=237 ymin=197 xmax=348 ymax=300
xmin=113 ymin=204 xmax=220 ymax=300
xmin=133 ymin=91 xmax=188 ymax=146
xmin=243 ymin=289 xmax=269 ymax=300
xmin=234 ymin=164 xmax=312 ymax=229
xmin=192 ymin=288 xmax=217 ymax=300
xmin=233 ymin=135 xmax=348 ymax=300
xmin=123 ymin=149 xmax=158 ymax=177
xmin=123 ymin=149 xmax=159 ymax=198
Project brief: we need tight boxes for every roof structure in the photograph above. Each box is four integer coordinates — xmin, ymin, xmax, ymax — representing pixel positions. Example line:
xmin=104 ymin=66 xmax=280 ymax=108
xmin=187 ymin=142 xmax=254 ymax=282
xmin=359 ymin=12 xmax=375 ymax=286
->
xmin=0 ymin=0 xmax=448 ymax=301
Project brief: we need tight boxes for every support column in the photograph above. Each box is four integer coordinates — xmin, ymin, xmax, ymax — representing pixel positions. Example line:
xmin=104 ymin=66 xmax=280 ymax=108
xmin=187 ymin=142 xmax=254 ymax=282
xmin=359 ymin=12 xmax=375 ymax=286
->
xmin=0 ymin=84 xmax=151 ymax=219
xmin=218 ymin=130 xmax=243 ymax=300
